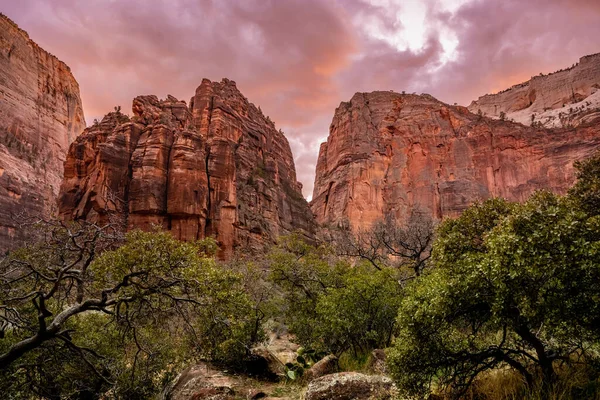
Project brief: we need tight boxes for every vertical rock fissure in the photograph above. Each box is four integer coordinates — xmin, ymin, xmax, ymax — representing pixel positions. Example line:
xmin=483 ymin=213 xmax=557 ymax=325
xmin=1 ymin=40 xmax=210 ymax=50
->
xmin=165 ymin=130 xmax=174 ymax=231
xmin=123 ymin=127 xmax=142 ymax=229
xmin=203 ymin=96 xmax=214 ymax=238
xmin=323 ymin=182 xmax=334 ymax=217
xmin=205 ymin=145 xmax=212 ymax=237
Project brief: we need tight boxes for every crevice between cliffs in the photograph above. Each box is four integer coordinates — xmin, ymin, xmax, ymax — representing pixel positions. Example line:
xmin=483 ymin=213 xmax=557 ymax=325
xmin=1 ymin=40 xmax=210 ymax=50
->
xmin=204 ymin=96 xmax=214 ymax=239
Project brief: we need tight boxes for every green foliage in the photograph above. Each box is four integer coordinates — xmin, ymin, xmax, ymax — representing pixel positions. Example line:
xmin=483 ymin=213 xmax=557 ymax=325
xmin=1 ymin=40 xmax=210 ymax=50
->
xmin=268 ymin=234 xmax=344 ymax=347
xmin=569 ymin=152 xmax=600 ymax=216
xmin=315 ymin=263 xmax=402 ymax=354
xmin=387 ymin=194 xmax=600 ymax=398
xmin=225 ymin=259 xmax=273 ymax=345
xmin=269 ymin=235 xmax=403 ymax=356
xmin=90 ymin=230 xmax=257 ymax=368
xmin=0 ymin=228 xmax=257 ymax=399
xmin=283 ymin=347 xmax=328 ymax=381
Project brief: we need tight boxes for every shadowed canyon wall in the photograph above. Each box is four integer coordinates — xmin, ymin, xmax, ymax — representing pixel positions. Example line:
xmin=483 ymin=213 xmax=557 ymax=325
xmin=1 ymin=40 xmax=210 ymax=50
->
xmin=59 ymin=78 xmax=315 ymax=258
xmin=0 ymin=14 xmax=86 ymax=252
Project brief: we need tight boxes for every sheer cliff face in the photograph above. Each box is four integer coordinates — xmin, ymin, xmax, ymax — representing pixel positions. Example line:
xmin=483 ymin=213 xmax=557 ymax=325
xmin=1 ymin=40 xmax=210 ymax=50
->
xmin=311 ymin=91 xmax=600 ymax=230
xmin=0 ymin=14 xmax=86 ymax=252
xmin=468 ymin=53 xmax=600 ymax=128
xmin=59 ymin=79 xmax=314 ymax=258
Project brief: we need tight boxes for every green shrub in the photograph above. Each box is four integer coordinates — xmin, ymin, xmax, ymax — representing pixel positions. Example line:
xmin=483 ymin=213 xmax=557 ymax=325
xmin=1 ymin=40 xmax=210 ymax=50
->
xmin=0 ymin=228 xmax=258 ymax=398
xmin=269 ymin=235 xmax=403 ymax=357
xmin=387 ymin=194 xmax=600 ymax=398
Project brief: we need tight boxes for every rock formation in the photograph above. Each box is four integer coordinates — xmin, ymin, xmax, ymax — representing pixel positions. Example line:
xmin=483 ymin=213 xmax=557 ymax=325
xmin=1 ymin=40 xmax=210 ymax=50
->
xmin=59 ymin=78 xmax=314 ymax=258
xmin=469 ymin=53 xmax=600 ymax=128
xmin=305 ymin=372 xmax=395 ymax=400
xmin=0 ymin=14 xmax=86 ymax=252
xmin=311 ymin=91 xmax=600 ymax=230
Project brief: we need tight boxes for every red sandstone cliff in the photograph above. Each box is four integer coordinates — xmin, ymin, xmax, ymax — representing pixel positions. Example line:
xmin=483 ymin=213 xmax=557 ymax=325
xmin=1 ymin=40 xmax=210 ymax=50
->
xmin=311 ymin=91 xmax=600 ymax=230
xmin=468 ymin=53 xmax=600 ymax=128
xmin=59 ymin=79 xmax=314 ymax=258
xmin=0 ymin=14 xmax=86 ymax=252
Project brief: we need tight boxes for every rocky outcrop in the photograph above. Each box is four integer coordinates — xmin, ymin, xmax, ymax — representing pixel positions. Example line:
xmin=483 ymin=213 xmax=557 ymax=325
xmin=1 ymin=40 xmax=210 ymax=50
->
xmin=162 ymin=362 xmax=247 ymax=400
xmin=311 ymin=91 xmax=600 ymax=230
xmin=304 ymin=355 xmax=339 ymax=383
xmin=305 ymin=372 xmax=395 ymax=400
xmin=468 ymin=53 xmax=600 ymax=128
xmin=0 ymin=14 xmax=86 ymax=252
xmin=59 ymin=79 xmax=314 ymax=258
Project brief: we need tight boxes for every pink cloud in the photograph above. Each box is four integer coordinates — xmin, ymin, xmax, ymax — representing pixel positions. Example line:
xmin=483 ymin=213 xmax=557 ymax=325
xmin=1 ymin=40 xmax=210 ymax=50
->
xmin=2 ymin=0 xmax=599 ymax=198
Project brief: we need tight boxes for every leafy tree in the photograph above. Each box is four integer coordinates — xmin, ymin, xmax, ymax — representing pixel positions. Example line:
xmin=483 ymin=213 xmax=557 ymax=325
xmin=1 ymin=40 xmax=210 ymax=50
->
xmin=268 ymin=235 xmax=345 ymax=348
xmin=0 ymin=224 xmax=256 ymax=398
xmin=387 ymin=194 xmax=600 ymax=398
xmin=315 ymin=263 xmax=403 ymax=355
xmin=569 ymin=152 xmax=600 ymax=216
xmin=269 ymin=235 xmax=402 ymax=356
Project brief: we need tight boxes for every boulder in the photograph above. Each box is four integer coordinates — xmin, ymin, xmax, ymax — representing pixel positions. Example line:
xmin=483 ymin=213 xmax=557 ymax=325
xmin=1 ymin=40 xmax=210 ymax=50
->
xmin=250 ymin=346 xmax=285 ymax=378
xmin=304 ymin=372 xmax=395 ymax=400
xmin=303 ymin=355 xmax=338 ymax=382
xmin=162 ymin=362 xmax=237 ymax=400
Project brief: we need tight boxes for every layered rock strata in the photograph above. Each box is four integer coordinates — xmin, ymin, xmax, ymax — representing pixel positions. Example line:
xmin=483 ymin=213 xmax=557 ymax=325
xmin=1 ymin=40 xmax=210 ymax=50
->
xmin=311 ymin=91 xmax=600 ymax=230
xmin=469 ymin=53 xmax=600 ymax=128
xmin=0 ymin=14 xmax=86 ymax=252
xmin=59 ymin=79 xmax=314 ymax=258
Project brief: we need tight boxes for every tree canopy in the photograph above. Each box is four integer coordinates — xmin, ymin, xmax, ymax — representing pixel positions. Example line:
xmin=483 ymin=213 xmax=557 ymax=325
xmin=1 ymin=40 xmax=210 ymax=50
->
xmin=268 ymin=235 xmax=403 ymax=357
xmin=387 ymin=192 xmax=600 ymax=397
xmin=0 ymin=225 xmax=257 ymax=398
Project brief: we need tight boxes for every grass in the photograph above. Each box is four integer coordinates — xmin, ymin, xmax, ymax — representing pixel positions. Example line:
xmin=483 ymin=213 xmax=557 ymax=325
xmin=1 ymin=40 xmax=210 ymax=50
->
xmin=430 ymin=363 xmax=600 ymax=400
xmin=268 ymin=381 xmax=306 ymax=399
xmin=338 ymin=350 xmax=373 ymax=372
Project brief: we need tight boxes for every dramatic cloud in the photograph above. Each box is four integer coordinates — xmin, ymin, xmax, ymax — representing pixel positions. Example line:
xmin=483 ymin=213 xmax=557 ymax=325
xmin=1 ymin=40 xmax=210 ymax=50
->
xmin=2 ymin=0 xmax=599 ymax=198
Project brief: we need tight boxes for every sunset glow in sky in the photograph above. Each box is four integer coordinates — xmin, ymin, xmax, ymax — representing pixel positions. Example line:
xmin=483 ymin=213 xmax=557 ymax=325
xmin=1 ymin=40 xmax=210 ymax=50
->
xmin=3 ymin=0 xmax=600 ymax=199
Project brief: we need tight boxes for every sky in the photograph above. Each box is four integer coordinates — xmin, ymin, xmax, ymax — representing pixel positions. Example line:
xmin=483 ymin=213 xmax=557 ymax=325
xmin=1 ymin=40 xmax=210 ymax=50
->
xmin=2 ymin=0 xmax=600 ymax=200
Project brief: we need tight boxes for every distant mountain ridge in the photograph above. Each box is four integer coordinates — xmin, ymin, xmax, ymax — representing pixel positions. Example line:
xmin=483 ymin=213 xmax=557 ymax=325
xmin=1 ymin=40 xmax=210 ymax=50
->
xmin=468 ymin=53 xmax=600 ymax=128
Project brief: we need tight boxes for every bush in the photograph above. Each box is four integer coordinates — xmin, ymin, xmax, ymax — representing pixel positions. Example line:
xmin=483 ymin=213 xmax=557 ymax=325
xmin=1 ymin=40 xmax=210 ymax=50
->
xmin=387 ymin=194 xmax=600 ymax=398
xmin=569 ymin=152 xmax=600 ymax=216
xmin=0 ymin=227 xmax=257 ymax=398
xmin=269 ymin=235 xmax=403 ymax=357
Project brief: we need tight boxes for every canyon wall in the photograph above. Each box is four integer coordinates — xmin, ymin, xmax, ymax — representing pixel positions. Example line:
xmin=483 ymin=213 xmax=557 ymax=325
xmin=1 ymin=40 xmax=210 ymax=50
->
xmin=311 ymin=91 xmax=600 ymax=230
xmin=59 ymin=79 xmax=314 ymax=258
xmin=0 ymin=14 xmax=86 ymax=252
xmin=468 ymin=53 xmax=600 ymax=128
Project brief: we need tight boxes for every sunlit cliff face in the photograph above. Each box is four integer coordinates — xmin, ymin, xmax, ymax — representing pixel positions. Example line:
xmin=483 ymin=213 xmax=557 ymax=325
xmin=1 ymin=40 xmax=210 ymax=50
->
xmin=4 ymin=0 xmax=599 ymax=199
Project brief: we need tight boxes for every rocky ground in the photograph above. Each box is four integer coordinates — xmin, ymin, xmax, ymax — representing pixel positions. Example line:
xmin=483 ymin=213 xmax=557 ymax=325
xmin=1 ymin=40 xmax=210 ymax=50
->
xmin=163 ymin=331 xmax=397 ymax=400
